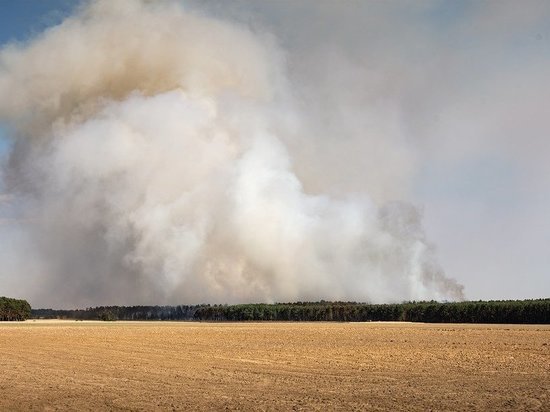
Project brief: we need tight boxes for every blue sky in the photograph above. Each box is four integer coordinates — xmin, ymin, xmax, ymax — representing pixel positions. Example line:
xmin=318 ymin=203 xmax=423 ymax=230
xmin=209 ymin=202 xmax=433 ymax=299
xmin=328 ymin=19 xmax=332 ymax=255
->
xmin=0 ymin=0 xmax=76 ymax=44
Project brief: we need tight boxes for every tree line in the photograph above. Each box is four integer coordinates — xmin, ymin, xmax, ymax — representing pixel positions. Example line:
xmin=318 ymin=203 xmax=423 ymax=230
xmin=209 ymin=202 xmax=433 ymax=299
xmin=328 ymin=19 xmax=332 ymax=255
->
xmin=0 ymin=297 xmax=32 ymax=321
xmin=31 ymin=299 xmax=550 ymax=324
xmin=32 ymin=305 xmax=198 ymax=321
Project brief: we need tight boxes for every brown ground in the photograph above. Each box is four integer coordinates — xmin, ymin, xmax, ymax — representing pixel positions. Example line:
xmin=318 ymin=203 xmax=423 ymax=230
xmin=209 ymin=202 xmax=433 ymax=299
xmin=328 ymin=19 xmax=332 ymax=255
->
xmin=0 ymin=321 xmax=548 ymax=411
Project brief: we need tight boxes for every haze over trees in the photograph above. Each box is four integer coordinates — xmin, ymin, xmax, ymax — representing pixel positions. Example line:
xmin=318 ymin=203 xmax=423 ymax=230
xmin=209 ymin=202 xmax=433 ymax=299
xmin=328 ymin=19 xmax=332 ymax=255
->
xmin=0 ymin=297 xmax=32 ymax=321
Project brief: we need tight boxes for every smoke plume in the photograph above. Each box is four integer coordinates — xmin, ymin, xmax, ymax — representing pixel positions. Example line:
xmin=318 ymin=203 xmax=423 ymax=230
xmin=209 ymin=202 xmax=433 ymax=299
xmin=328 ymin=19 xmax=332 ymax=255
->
xmin=0 ymin=0 xmax=463 ymax=307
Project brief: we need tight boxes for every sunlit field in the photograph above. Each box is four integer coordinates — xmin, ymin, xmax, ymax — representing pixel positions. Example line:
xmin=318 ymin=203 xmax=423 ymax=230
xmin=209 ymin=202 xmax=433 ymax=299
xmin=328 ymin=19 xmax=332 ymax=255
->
xmin=1 ymin=321 xmax=548 ymax=411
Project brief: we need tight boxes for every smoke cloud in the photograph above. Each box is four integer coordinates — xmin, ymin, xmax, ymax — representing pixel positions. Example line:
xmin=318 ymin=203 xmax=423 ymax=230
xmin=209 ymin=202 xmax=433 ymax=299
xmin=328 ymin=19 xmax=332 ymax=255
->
xmin=0 ymin=0 xmax=463 ymax=307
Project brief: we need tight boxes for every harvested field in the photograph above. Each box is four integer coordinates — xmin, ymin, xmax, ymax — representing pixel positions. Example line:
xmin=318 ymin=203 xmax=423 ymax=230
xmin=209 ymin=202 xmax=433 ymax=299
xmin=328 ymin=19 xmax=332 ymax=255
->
xmin=1 ymin=321 xmax=549 ymax=411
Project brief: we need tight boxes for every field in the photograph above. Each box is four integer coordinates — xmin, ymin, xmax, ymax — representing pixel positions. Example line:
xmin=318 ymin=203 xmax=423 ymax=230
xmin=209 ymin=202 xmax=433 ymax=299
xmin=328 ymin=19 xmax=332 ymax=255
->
xmin=1 ymin=321 xmax=548 ymax=411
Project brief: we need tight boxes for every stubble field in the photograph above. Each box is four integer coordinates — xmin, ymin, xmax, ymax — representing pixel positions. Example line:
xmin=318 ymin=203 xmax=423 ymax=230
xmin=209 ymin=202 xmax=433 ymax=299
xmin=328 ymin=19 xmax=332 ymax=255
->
xmin=0 ymin=321 xmax=548 ymax=411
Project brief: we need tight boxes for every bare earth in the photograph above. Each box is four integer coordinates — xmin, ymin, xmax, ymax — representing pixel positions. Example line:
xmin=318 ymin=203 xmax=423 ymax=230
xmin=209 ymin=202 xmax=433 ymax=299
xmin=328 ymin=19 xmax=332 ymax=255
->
xmin=1 ymin=321 xmax=548 ymax=411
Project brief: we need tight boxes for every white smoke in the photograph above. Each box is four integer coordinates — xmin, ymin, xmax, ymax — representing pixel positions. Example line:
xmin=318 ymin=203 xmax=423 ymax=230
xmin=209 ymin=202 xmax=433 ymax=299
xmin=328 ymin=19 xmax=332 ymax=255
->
xmin=0 ymin=0 xmax=463 ymax=307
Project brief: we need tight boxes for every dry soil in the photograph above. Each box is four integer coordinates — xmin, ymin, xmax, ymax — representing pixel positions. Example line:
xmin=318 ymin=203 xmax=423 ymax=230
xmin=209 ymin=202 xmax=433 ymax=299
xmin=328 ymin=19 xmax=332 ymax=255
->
xmin=0 ymin=321 xmax=548 ymax=411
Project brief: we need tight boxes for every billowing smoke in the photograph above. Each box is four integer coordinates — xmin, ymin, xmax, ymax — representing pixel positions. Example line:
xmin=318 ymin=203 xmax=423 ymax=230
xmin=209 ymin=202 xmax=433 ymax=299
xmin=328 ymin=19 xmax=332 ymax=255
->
xmin=0 ymin=0 xmax=463 ymax=307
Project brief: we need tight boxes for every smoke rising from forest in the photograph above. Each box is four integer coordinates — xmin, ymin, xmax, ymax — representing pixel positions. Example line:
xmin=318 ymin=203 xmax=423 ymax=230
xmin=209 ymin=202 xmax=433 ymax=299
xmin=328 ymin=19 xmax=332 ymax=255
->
xmin=0 ymin=0 xmax=464 ymax=307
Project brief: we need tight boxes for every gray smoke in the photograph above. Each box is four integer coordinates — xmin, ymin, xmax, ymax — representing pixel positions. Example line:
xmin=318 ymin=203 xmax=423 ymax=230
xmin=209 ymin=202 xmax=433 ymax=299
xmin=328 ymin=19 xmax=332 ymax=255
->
xmin=0 ymin=0 xmax=463 ymax=307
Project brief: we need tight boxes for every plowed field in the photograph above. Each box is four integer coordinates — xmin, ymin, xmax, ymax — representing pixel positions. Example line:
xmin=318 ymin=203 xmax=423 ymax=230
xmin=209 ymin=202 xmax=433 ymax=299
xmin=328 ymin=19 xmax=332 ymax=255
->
xmin=1 ymin=321 xmax=548 ymax=411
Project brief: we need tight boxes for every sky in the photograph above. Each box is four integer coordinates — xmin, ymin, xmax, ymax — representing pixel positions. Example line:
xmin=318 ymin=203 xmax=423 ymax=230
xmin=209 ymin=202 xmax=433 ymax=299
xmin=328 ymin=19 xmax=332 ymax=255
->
xmin=0 ymin=0 xmax=76 ymax=154
xmin=0 ymin=0 xmax=549 ymax=306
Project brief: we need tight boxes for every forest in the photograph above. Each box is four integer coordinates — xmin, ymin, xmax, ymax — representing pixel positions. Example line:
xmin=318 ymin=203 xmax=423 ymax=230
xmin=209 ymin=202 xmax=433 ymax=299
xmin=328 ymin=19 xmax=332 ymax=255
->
xmin=0 ymin=297 xmax=32 ymax=321
xmin=31 ymin=299 xmax=550 ymax=324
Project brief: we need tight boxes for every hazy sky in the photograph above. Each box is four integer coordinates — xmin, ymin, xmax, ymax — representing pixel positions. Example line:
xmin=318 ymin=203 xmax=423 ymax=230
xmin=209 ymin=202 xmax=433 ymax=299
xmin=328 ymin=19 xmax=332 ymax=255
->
xmin=0 ymin=0 xmax=549 ymax=306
